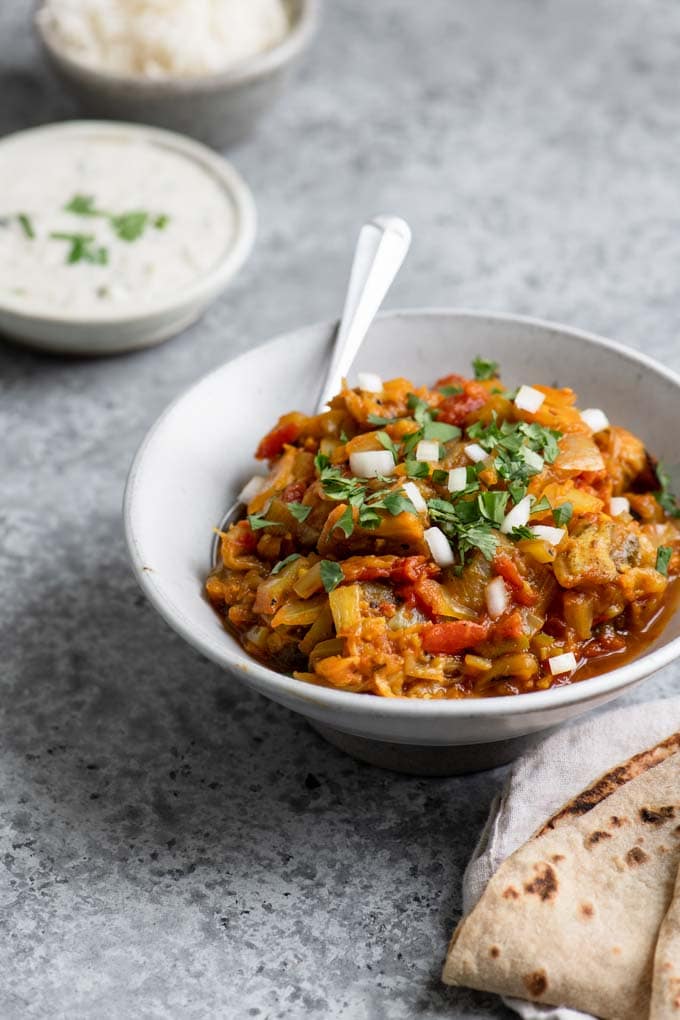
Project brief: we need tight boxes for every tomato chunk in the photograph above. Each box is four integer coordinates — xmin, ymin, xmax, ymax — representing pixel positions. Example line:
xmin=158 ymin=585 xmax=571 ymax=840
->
xmin=256 ymin=421 xmax=301 ymax=460
xmin=493 ymin=553 xmax=537 ymax=607
xmin=421 ymin=620 xmax=491 ymax=654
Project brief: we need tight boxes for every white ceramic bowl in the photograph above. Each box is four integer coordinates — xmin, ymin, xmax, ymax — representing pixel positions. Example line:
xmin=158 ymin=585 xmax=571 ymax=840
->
xmin=124 ymin=310 xmax=680 ymax=774
xmin=0 ymin=122 xmax=256 ymax=355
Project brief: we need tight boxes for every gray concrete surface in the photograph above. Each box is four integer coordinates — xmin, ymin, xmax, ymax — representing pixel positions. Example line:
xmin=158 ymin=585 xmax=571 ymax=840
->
xmin=2 ymin=1 xmax=680 ymax=1017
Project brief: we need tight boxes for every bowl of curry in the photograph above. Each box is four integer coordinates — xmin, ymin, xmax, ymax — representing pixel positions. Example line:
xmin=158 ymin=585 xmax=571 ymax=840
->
xmin=124 ymin=310 xmax=680 ymax=773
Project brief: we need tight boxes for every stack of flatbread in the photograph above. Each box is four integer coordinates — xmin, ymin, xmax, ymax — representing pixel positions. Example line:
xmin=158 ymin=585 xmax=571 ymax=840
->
xmin=443 ymin=733 xmax=680 ymax=1019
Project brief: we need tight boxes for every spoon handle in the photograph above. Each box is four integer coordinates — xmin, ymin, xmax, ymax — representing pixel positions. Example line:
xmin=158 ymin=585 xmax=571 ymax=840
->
xmin=315 ymin=215 xmax=412 ymax=413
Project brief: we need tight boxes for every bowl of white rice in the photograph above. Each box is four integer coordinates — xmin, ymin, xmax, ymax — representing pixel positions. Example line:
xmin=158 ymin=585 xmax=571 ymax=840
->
xmin=35 ymin=0 xmax=319 ymax=149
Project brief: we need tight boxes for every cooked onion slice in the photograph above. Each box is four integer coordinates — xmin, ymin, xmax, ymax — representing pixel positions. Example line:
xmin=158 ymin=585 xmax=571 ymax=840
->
xmin=514 ymin=385 xmax=545 ymax=413
xmin=548 ymin=651 xmax=577 ymax=675
xmin=500 ymin=495 xmax=532 ymax=534
xmin=424 ymin=526 xmax=454 ymax=567
xmin=447 ymin=466 xmax=468 ymax=493
xmin=580 ymin=407 xmax=610 ymax=433
xmin=402 ymin=481 xmax=427 ymax=513
xmin=609 ymin=496 xmax=630 ymax=517
xmin=357 ymin=371 xmax=383 ymax=393
xmin=464 ymin=443 xmax=488 ymax=464
xmin=485 ymin=577 xmax=509 ymax=618
xmin=349 ymin=450 xmax=395 ymax=478
xmin=238 ymin=474 xmax=268 ymax=503
xmin=416 ymin=439 xmax=440 ymax=462
xmin=530 ymin=525 xmax=566 ymax=546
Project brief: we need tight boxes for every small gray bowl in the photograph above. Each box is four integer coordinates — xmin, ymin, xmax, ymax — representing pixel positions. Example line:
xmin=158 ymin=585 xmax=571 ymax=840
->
xmin=34 ymin=0 xmax=318 ymax=150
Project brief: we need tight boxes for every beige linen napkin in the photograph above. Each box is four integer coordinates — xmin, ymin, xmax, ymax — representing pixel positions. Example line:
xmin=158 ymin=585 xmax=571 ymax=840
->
xmin=461 ymin=696 xmax=680 ymax=1020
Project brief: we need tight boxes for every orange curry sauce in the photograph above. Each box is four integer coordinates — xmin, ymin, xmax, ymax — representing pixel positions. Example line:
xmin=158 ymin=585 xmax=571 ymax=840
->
xmin=206 ymin=364 xmax=680 ymax=699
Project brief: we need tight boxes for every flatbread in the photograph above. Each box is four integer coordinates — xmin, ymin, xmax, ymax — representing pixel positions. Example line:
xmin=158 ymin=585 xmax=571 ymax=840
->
xmin=443 ymin=736 xmax=680 ymax=1020
xmin=651 ymin=865 xmax=680 ymax=1019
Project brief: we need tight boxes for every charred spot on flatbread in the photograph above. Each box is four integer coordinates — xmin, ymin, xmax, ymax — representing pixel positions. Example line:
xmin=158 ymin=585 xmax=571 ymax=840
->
xmin=640 ymin=805 xmax=676 ymax=826
xmin=489 ymin=945 xmax=500 ymax=958
xmin=579 ymin=901 xmax=594 ymax=919
xmin=550 ymin=854 xmax=565 ymax=863
xmin=503 ymin=885 xmax=520 ymax=900
xmin=536 ymin=731 xmax=680 ymax=836
xmin=523 ymin=969 xmax=548 ymax=997
xmin=523 ymin=863 xmax=558 ymax=902
xmin=610 ymin=815 xmax=628 ymax=828
xmin=626 ymin=845 xmax=649 ymax=866
xmin=585 ymin=829 xmax=612 ymax=849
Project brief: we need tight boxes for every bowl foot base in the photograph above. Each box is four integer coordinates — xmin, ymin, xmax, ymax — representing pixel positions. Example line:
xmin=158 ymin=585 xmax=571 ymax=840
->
xmin=308 ymin=721 xmax=554 ymax=776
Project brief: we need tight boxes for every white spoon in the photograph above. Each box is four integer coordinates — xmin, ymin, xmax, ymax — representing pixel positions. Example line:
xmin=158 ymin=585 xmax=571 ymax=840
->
xmin=212 ymin=214 xmax=412 ymax=564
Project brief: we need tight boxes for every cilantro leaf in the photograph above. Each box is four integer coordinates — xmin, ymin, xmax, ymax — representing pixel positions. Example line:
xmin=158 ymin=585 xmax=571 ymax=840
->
xmin=65 ymin=194 xmax=100 ymax=216
xmin=405 ymin=460 xmax=430 ymax=478
xmin=553 ymin=502 xmax=573 ymax=527
xmin=154 ymin=214 xmax=170 ymax=230
xmin=427 ymin=497 xmax=499 ymax=562
xmin=472 ymin=356 xmax=500 ymax=380
xmin=509 ymin=525 xmax=535 ymax=541
xmin=271 ymin=553 xmax=301 ymax=575
xmin=654 ymin=463 xmax=680 ymax=518
xmin=407 ymin=393 xmax=439 ymax=425
xmin=376 ymin=431 xmax=400 ymax=463
xmin=248 ymin=512 xmax=276 ymax=531
xmin=530 ymin=495 xmax=552 ymax=515
xmin=366 ymin=413 xmax=399 ymax=426
xmin=320 ymin=560 xmax=344 ymax=592
xmin=111 ymin=211 xmax=149 ymax=242
xmin=288 ymin=502 xmax=312 ymax=522
xmin=477 ymin=490 xmax=509 ymax=525
xmin=50 ymin=232 xmax=108 ymax=265
xmin=439 ymin=384 xmax=463 ymax=396
xmin=382 ymin=491 xmax=417 ymax=516
xmin=431 ymin=468 xmax=449 ymax=486
xmin=18 ymin=214 xmax=34 ymax=239
xmin=334 ymin=506 xmax=355 ymax=537
xmin=656 ymin=545 xmax=673 ymax=576
xmin=422 ymin=421 xmax=461 ymax=443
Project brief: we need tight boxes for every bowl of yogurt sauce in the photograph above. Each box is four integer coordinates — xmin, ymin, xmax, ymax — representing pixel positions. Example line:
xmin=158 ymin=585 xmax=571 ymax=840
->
xmin=0 ymin=121 xmax=256 ymax=354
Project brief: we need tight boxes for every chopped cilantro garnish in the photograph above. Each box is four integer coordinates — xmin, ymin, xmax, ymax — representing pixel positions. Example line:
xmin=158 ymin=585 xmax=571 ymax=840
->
xmin=510 ymin=525 xmax=535 ymax=541
xmin=320 ymin=560 xmax=344 ymax=592
xmin=405 ymin=460 xmax=430 ymax=478
xmin=18 ymin=214 xmax=34 ymax=239
xmin=366 ymin=413 xmax=398 ymax=426
xmin=376 ymin=431 xmax=400 ymax=463
xmin=472 ymin=356 xmax=500 ymax=380
xmin=553 ymin=502 xmax=573 ymax=527
xmin=439 ymin=384 xmax=463 ymax=397
xmin=407 ymin=393 xmax=439 ymax=425
xmin=654 ymin=463 xmax=680 ymax=518
xmin=477 ymin=490 xmax=509 ymax=525
xmin=339 ymin=430 xmax=349 ymax=444
xmin=314 ymin=452 xmax=331 ymax=474
xmin=422 ymin=420 xmax=461 ymax=443
xmin=248 ymin=511 xmax=276 ymax=531
xmin=334 ymin=505 xmax=355 ymax=537
xmin=427 ymin=496 xmax=499 ymax=562
xmin=65 ymin=194 xmax=100 ymax=216
xmin=50 ymin=232 xmax=108 ymax=265
xmin=271 ymin=553 xmax=301 ymax=575
xmin=508 ymin=481 xmax=528 ymax=504
xmin=154 ymin=214 xmax=170 ymax=230
xmin=288 ymin=502 xmax=312 ymax=522
xmin=656 ymin=545 xmax=673 ymax=576
xmin=111 ymin=211 xmax=149 ymax=242
xmin=530 ymin=495 xmax=552 ymax=515
xmin=382 ymin=491 xmax=417 ymax=516
xmin=431 ymin=468 xmax=449 ymax=486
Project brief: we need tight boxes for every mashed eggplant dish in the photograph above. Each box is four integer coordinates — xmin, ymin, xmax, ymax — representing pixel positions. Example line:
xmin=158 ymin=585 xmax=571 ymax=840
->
xmin=206 ymin=359 xmax=680 ymax=698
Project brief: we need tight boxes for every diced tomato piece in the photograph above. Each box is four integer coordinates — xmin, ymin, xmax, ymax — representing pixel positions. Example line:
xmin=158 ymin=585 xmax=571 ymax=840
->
xmin=492 ymin=609 xmax=524 ymax=640
xmin=493 ymin=553 xmax=537 ymax=607
xmin=437 ymin=380 xmax=489 ymax=427
xmin=389 ymin=556 xmax=440 ymax=584
xmin=282 ymin=481 xmax=307 ymax=503
xmin=232 ymin=519 xmax=258 ymax=553
xmin=421 ymin=620 xmax=491 ymax=654
xmin=255 ymin=421 xmax=301 ymax=460
xmin=434 ymin=372 xmax=468 ymax=390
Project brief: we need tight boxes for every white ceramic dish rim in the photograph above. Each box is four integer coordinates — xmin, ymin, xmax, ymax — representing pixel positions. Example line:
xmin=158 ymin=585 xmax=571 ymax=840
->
xmin=35 ymin=0 xmax=319 ymax=92
xmin=124 ymin=307 xmax=680 ymax=722
xmin=0 ymin=121 xmax=257 ymax=325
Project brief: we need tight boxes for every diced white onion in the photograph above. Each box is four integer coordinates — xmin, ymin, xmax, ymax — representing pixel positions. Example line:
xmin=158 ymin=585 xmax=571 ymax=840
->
xmin=447 ymin=466 xmax=468 ymax=493
xmin=580 ymin=408 xmax=610 ymax=433
xmin=548 ymin=652 xmax=578 ymax=675
xmin=523 ymin=448 xmax=544 ymax=472
xmin=238 ymin=474 xmax=268 ymax=503
xmin=500 ymin=495 xmax=532 ymax=534
xmin=357 ymin=371 xmax=383 ymax=393
xmin=402 ymin=481 xmax=428 ymax=514
xmin=609 ymin=496 xmax=630 ymax=517
xmin=349 ymin=450 xmax=395 ymax=478
xmin=530 ymin=525 xmax=566 ymax=546
xmin=514 ymin=385 xmax=545 ymax=414
xmin=464 ymin=443 xmax=488 ymax=464
xmin=485 ymin=577 xmax=509 ymax=619
xmin=416 ymin=439 xmax=440 ymax=462
xmin=424 ymin=526 xmax=454 ymax=567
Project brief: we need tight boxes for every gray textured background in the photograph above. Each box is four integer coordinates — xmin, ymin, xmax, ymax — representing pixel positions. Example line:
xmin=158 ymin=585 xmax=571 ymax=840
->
xmin=2 ymin=1 xmax=680 ymax=1017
